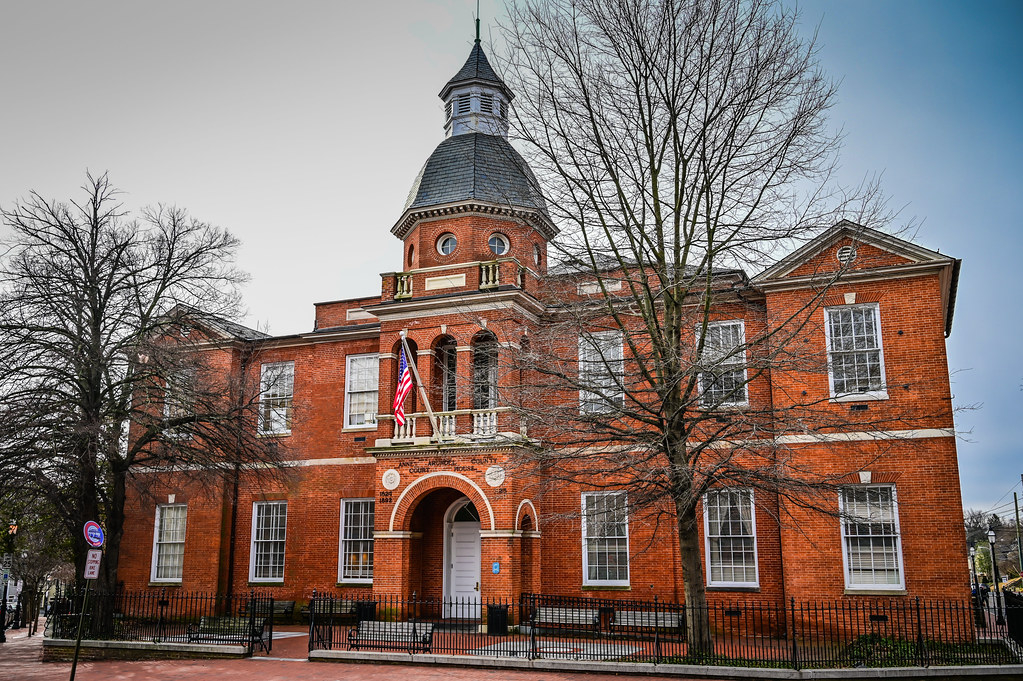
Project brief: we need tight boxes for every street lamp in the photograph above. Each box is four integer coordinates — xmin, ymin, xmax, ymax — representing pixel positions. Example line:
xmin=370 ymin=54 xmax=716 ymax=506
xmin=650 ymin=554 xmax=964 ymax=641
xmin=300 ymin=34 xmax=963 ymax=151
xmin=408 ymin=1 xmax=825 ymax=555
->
xmin=987 ymin=529 xmax=1006 ymax=626
xmin=969 ymin=546 xmax=986 ymax=628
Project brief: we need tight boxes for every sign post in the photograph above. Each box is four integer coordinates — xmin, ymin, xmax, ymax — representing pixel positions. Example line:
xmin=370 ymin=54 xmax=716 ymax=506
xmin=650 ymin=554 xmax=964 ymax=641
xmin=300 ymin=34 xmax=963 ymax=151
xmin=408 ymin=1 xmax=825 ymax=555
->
xmin=70 ymin=522 xmax=104 ymax=681
xmin=0 ymin=553 xmax=10 ymax=644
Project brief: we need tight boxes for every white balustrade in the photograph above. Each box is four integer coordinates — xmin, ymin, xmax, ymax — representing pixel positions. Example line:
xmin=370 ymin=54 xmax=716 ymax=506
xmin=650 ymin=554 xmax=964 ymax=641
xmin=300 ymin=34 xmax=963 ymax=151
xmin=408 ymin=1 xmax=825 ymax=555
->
xmin=472 ymin=410 xmax=498 ymax=437
xmin=392 ymin=415 xmax=417 ymax=441
xmin=395 ymin=273 xmax=413 ymax=299
xmin=479 ymin=262 xmax=500 ymax=290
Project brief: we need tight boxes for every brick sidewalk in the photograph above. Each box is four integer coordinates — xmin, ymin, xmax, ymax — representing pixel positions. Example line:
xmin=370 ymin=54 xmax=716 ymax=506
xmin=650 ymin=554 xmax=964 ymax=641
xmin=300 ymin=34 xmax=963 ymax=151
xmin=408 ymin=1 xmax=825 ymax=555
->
xmin=1 ymin=621 xmax=689 ymax=681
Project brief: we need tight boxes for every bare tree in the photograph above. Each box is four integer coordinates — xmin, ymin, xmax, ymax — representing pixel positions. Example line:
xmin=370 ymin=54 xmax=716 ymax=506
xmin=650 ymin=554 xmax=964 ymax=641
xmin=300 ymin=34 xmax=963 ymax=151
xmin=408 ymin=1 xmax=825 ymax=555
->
xmin=0 ymin=173 xmax=288 ymax=597
xmin=499 ymin=0 xmax=930 ymax=650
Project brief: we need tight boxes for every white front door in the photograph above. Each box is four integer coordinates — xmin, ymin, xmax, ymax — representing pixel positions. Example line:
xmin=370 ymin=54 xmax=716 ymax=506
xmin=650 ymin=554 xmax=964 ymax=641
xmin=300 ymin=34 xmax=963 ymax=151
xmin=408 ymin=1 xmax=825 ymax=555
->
xmin=446 ymin=519 xmax=481 ymax=618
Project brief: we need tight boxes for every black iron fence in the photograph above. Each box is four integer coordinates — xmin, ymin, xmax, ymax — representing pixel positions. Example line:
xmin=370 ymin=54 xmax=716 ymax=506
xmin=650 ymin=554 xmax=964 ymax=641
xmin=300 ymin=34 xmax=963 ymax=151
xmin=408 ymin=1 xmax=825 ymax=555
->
xmin=307 ymin=591 xmax=1022 ymax=668
xmin=46 ymin=589 xmax=275 ymax=655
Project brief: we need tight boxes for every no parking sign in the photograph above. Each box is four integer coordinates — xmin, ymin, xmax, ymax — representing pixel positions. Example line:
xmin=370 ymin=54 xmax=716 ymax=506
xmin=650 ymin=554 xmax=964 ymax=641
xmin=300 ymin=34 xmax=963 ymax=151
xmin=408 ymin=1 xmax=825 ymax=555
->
xmin=83 ymin=521 xmax=104 ymax=548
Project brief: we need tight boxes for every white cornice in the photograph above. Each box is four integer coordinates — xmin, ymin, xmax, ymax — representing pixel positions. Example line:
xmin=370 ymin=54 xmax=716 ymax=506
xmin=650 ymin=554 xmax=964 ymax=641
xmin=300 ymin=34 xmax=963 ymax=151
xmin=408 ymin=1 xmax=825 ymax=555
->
xmin=391 ymin=201 xmax=557 ymax=242
xmin=365 ymin=289 xmax=545 ymax=323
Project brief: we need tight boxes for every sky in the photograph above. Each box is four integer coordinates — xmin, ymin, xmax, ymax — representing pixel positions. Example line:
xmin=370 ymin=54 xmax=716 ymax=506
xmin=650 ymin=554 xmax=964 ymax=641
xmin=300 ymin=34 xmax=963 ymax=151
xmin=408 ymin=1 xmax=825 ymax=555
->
xmin=1 ymin=1 xmax=1020 ymax=515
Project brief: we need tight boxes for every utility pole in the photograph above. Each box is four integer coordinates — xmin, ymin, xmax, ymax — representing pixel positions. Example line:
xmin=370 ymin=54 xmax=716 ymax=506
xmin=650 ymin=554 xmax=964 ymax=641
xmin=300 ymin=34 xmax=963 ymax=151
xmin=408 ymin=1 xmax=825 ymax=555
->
xmin=1016 ymin=473 xmax=1023 ymax=577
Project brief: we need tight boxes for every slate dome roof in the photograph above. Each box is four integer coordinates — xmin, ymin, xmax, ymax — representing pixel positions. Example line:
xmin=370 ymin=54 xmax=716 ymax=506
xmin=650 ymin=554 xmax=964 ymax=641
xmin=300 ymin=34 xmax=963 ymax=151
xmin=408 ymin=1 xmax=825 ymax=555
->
xmin=403 ymin=132 xmax=547 ymax=216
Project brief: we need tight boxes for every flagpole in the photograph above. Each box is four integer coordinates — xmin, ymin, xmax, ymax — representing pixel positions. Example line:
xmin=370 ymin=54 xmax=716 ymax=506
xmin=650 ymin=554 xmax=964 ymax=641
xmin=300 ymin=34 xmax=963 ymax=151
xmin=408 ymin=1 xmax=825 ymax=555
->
xmin=399 ymin=331 xmax=439 ymax=435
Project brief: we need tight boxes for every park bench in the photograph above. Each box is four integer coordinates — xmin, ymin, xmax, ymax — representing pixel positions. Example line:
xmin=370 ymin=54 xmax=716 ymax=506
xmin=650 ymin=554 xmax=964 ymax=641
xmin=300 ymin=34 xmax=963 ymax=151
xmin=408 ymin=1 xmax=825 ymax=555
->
xmin=186 ymin=615 xmax=270 ymax=652
xmin=346 ymin=620 xmax=434 ymax=654
xmin=611 ymin=609 xmax=684 ymax=634
xmin=241 ymin=599 xmax=295 ymax=623
xmin=533 ymin=606 xmax=600 ymax=634
xmin=300 ymin=598 xmax=356 ymax=622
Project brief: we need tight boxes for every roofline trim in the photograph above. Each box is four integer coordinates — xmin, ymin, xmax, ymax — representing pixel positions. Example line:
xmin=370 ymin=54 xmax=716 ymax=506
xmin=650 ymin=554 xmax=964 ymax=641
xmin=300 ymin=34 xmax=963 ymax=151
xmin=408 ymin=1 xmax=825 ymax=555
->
xmin=391 ymin=201 xmax=558 ymax=241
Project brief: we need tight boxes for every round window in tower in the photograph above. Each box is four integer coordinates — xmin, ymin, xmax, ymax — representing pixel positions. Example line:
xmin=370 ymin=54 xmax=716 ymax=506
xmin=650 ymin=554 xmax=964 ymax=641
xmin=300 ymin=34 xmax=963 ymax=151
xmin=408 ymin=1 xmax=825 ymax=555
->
xmin=437 ymin=233 xmax=458 ymax=256
xmin=489 ymin=233 xmax=510 ymax=256
xmin=407 ymin=244 xmax=415 ymax=267
xmin=533 ymin=244 xmax=542 ymax=266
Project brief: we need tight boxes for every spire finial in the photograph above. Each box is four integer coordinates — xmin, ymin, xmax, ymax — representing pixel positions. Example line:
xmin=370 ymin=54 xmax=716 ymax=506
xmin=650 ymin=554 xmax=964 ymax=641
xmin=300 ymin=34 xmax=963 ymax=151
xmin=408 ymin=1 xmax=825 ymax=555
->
xmin=475 ymin=0 xmax=481 ymax=44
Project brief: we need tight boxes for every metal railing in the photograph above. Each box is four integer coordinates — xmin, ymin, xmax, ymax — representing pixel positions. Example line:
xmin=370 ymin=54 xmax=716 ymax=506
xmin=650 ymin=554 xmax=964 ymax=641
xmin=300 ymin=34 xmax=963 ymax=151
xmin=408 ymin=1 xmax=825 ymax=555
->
xmin=45 ymin=589 xmax=275 ymax=655
xmin=307 ymin=591 xmax=1022 ymax=668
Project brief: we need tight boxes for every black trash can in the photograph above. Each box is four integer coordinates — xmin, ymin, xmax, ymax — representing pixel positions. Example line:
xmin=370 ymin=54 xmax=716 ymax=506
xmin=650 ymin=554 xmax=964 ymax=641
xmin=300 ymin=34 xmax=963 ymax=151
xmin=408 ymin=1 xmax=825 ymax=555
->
xmin=355 ymin=600 xmax=377 ymax=621
xmin=487 ymin=604 xmax=508 ymax=636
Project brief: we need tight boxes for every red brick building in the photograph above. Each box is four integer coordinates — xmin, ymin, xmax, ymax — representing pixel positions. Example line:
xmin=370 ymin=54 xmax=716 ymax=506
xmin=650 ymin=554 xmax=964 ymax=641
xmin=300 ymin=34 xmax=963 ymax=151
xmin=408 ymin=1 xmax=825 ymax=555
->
xmin=117 ymin=42 xmax=968 ymax=610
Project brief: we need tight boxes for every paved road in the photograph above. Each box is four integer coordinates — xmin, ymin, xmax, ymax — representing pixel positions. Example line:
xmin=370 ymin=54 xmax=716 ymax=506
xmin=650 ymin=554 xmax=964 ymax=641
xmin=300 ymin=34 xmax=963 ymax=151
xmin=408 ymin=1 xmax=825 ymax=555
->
xmin=1 ymin=622 xmax=690 ymax=681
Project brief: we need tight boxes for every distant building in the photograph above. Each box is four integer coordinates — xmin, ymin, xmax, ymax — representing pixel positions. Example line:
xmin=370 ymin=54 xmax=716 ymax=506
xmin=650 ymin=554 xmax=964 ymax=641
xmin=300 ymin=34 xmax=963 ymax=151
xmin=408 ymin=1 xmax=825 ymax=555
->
xmin=118 ymin=40 xmax=968 ymax=608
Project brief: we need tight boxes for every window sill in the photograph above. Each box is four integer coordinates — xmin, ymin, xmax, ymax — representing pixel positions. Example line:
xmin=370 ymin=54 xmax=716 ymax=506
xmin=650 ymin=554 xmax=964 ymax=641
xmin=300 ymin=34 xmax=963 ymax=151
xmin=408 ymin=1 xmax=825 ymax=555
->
xmin=706 ymin=585 xmax=760 ymax=592
xmin=148 ymin=581 xmax=182 ymax=588
xmin=831 ymin=392 xmax=889 ymax=403
xmin=342 ymin=426 xmax=379 ymax=433
xmin=257 ymin=431 xmax=292 ymax=438
xmin=699 ymin=403 xmax=750 ymax=413
xmin=582 ymin=584 xmax=630 ymax=591
xmin=844 ymin=588 xmax=906 ymax=596
xmin=336 ymin=581 xmax=373 ymax=588
xmin=248 ymin=581 xmax=285 ymax=586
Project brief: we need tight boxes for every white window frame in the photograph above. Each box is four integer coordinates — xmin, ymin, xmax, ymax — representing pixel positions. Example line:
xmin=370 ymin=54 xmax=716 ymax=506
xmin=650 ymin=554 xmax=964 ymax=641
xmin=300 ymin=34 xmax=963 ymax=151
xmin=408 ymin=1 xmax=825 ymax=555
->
xmin=578 ymin=330 xmax=624 ymax=414
xmin=839 ymin=484 xmax=905 ymax=591
xmin=488 ymin=232 xmax=509 ymax=256
xmin=702 ymin=488 xmax=759 ymax=588
xmin=249 ymin=501 xmax=287 ymax=583
xmin=150 ymin=504 xmax=187 ymax=583
xmin=163 ymin=368 xmax=195 ymax=438
xmin=824 ymin=303 xmax=888 ymax=402
xmin=338 ymin=499 xmax=375 ymax=583
xmin=258 ymin=361 xmax=294 ymax=435
xmin=697 ymin=320 xmax=749 ymax=407
xmin=581 ymin=491 xmax=630 ymax=587
xmin=344 ymin=354 xmax=379 ymax=429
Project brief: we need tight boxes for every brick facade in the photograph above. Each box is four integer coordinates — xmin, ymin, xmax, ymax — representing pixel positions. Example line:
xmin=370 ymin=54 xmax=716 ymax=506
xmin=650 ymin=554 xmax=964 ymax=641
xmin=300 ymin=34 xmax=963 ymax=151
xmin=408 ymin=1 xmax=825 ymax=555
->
xmin=117 ymin=45 xmax=968 ymax=613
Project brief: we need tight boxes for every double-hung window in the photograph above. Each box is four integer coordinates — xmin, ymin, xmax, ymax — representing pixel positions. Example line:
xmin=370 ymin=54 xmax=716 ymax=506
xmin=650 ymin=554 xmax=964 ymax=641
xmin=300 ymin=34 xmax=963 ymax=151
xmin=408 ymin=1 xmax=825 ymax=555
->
xmin=840 ymin=485 xmax=904 ymax=590
xmin=578 ymin=330 xmax=624 ymax=414
xmin=259 ymin=361 xmax=294 ymax=435
xmin=150 ymin=504 xmax=187 ymax=582
xmin=338 ymin=499 xmax=375 ymax=583
xmin=698 ymin=321 xmax=748 ymax=407
xmin=344 ymin=354 xmax=379 ymax=428
xmin=582 ymin=491 xmax=629 ymax=586
xmin=703 ymin=489 xmax=758 ymax=587
xmin=250 ymin=501 xmax=287 ymax=582
xmin=164 ymin=368 xmax=195 ymax=437
xmin=825 ymin=304 xmax=887 ymax=400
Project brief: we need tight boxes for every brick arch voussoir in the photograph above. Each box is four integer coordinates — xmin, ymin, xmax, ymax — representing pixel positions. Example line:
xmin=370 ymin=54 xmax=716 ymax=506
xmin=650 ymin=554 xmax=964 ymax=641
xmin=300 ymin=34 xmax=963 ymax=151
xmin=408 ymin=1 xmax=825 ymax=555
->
xmin=388 ymin=471 xmax=496 ymax=532
xmin=515 ymin=499 xmax=539 ymax=532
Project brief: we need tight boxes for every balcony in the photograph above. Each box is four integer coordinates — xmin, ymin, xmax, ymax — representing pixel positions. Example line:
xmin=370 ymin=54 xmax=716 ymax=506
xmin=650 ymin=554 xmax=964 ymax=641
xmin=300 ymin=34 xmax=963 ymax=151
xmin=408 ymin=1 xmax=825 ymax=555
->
xmin=376 ymin=407 xmax=523 ymax=447
xmin=389 ymin=259 xmax=527 ymax=301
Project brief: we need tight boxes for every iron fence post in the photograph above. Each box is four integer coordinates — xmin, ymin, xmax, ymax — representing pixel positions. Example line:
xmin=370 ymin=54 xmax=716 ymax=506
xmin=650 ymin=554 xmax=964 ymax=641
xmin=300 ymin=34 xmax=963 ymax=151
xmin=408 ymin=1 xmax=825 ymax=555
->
xmin=529 ymin=592 xmax=537 ymax=659
xmin=654 ymin=595 xmax=661 ymax=664
xmin=915 ymin=597 xmax=927 ymax=667
xmin=789 ymin=597 xmax=799 ymax=670
xmin=308 ymin=588 xmax=316 ymax=652
xmin=247 ymin=590 xmax=255 ymax=656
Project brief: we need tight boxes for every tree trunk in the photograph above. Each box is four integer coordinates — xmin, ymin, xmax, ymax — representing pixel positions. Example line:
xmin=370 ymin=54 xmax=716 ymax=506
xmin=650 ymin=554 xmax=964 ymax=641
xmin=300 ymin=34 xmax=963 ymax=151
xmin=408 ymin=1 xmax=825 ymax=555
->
xmin=676 ymin=499 xmax=713 ymax=655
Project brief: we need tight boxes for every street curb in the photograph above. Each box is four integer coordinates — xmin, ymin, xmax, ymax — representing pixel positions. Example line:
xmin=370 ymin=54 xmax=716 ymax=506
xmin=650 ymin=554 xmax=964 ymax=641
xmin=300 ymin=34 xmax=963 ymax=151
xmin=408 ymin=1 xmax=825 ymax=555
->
xmin=308 ymin=650 xmax=1023 ymax=680
xmin=43 ymin=638 xmax=249 ymax=660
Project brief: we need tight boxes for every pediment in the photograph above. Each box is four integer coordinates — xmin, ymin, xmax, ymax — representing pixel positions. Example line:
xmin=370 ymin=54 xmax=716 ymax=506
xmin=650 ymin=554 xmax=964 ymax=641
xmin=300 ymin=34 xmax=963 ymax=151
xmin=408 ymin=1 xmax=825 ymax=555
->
xmin=754 ymin=220 xmax=953 ymax=283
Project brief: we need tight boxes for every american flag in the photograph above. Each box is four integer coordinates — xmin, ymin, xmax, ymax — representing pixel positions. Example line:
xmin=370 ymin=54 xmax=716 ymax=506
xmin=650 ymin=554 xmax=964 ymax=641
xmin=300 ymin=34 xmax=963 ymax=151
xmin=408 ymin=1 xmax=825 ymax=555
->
xmin=393 ymin=347 xmax=413 ymax=426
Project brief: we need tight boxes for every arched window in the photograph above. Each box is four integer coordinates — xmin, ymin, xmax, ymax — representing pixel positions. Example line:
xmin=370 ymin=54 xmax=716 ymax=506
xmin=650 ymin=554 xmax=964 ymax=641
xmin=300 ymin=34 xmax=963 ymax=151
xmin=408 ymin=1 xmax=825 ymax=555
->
xmin=434 ymin=336 xmax=457 ymax=412
xmin=472 ymin=331 xmax=499 ymax=410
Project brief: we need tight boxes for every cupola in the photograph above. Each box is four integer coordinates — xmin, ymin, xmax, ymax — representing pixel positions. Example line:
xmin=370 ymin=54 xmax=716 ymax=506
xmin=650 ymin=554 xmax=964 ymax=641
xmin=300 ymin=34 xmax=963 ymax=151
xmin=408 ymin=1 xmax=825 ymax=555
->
xmin=440 ymin=30 xmax=513 ymax=138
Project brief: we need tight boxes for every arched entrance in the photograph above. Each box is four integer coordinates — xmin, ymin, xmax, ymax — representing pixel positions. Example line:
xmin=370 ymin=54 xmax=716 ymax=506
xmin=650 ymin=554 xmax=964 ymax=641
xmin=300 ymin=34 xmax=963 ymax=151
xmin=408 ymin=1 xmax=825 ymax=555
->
xmin=443 ymin=497 xmax=481 ymax=618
